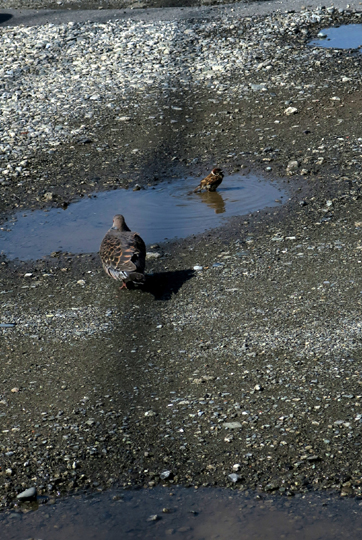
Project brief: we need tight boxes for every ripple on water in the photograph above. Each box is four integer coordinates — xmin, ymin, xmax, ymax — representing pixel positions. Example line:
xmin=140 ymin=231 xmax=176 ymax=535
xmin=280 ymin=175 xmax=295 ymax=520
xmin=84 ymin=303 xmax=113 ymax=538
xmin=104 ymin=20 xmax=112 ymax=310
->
xmin=0 ymin=174 xmax=285 ymax=261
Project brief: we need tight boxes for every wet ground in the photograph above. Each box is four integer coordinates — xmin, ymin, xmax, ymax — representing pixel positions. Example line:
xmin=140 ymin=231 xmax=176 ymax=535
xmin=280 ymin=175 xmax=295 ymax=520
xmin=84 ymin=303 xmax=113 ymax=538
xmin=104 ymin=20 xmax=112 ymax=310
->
xmin=4 ymin=487 xmax=362 ymax=540
xmin=2 ymin=2 xmax=362 ymax=535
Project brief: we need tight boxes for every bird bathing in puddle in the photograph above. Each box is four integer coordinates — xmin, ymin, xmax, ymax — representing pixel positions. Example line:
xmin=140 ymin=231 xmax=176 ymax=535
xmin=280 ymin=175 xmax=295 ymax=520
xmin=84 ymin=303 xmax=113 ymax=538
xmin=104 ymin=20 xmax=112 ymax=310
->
xmin=99 ymin=214 xmax=146 ymax=290
xmin=192 ymin=167 xmax=224 ymax=193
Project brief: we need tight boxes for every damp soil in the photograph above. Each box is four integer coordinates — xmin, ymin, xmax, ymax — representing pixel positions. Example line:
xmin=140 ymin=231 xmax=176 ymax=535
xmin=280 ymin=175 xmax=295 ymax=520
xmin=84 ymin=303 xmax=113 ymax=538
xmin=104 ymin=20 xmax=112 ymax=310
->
xmin=3 ymin=7 xmax=362 ymax=519
xmin=3 ymin=487 xmax=362 ymax=540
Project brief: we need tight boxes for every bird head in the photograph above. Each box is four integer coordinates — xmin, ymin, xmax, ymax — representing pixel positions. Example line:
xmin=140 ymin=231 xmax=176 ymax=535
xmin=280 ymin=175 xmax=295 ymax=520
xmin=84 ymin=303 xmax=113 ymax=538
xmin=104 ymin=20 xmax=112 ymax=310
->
xmin=212 ymin=168 xmax=224 ymax=176
xmin=112 ymin=215 xmax=130 ymax=231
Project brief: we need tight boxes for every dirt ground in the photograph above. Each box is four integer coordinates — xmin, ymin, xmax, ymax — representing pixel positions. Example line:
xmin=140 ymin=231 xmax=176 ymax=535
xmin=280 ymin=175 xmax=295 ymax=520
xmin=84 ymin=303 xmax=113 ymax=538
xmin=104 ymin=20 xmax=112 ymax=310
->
xmin=2 ymin=4 xmax=362 ymax=509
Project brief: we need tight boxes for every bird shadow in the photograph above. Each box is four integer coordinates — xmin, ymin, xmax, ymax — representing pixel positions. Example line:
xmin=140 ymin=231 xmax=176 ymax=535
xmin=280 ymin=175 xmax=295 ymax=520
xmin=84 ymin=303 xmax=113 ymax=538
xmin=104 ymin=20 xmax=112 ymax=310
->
xmin=139 ymin=269 xmax=195 ymax=300
xmin=0 ymin=13 xmax=13 ymax=25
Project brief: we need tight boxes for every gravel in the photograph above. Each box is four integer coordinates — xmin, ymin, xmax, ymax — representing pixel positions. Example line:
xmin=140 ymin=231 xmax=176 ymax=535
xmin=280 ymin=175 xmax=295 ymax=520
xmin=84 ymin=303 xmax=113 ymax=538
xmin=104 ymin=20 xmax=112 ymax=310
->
xmin=1 ymin=1 xmax=362 ymax=511
xmin=1 ymin=7 xmax=362 ymax=210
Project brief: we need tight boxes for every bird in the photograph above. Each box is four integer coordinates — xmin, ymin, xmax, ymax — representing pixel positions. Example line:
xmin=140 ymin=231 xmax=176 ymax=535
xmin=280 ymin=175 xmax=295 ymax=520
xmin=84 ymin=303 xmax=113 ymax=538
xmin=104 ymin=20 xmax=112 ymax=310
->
xmin=99 ymin=214 xmax=146 ymax=289
xmin=192 ymin=168 xmax=224 ymax=193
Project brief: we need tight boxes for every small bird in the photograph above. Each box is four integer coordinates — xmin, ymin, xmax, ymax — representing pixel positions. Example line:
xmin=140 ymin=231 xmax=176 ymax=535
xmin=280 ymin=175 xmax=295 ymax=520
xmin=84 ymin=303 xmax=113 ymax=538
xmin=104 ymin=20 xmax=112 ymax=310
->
xmin=99 ymin=214 xmax=146 ymax=289
xmin=193 ymin=168 xmax=224 ymax=193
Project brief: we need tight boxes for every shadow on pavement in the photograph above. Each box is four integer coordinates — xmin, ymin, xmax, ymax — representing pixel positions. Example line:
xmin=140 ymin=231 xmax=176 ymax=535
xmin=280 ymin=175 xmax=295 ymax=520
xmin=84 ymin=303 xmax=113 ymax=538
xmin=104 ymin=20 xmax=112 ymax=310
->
xmin=0 ymin=13 xmax=13 ymax=25
xmin=142 ymin=268 xmax=195 ymax=300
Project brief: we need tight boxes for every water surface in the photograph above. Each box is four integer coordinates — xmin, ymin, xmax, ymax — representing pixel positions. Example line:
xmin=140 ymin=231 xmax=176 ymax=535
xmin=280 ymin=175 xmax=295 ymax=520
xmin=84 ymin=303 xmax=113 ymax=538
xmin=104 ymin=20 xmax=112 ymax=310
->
xmin=2 ymin=487 xmax=362 ymax=540
xmin=310 ymin=24 xmax=362 ymax=49
xmin=0 ymin=174 xmax=284 ymax=260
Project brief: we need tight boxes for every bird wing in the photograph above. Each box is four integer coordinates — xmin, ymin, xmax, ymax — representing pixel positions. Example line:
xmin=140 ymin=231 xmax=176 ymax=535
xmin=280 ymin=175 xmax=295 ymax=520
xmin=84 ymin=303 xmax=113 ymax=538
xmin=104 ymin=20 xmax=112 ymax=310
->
xmin=200 ymin=173 xmax=213 ymax=188
xmin=127 ymin=232 xmax=146 ymax=274
xmin=193 ymin=173 xmax=212 ymax=192
xmin=100 ymin=230 xmax=145 ymax=276
xmin=100 ymin=233 xmax=126 ymax=279
xmin=207 ymin=174 xmax=223 ymax=189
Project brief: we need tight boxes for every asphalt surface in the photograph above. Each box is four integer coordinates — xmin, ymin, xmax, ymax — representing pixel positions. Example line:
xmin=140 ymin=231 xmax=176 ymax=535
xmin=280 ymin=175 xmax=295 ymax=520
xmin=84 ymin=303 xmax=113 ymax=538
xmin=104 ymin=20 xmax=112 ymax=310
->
xmin=0 ymin=0 xmax=361 ymax=28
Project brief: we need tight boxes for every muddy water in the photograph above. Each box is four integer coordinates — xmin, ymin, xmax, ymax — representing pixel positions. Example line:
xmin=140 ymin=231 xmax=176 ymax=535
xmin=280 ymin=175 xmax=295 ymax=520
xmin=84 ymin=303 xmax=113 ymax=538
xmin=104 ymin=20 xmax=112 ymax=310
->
xmin=0 ymin=174 xmax=284 ymax=260
xmin=2 ymin=487 xmax=362 ymax=540
xmin=310 ymin=24 xmax=362 ymax=49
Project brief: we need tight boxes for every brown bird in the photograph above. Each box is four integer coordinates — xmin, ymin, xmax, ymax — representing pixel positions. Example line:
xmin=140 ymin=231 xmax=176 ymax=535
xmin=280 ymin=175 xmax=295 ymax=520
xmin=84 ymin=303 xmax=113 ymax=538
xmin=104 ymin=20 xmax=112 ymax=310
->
xmin=193 ymin=168 xmax=224 ymax=193
xmin=99 ymin=214 xmax=146 ymax=290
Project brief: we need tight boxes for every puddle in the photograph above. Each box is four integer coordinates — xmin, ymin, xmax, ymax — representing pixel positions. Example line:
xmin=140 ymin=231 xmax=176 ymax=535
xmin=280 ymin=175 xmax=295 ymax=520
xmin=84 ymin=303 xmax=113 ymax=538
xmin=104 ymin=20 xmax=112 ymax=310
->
xmin=2 ymin=487 xmax=362 ymax=540
xmin=0 ymin=174 xmax=284 ymax=260
xmin=310 ymin=24 xmax=362 ymax=49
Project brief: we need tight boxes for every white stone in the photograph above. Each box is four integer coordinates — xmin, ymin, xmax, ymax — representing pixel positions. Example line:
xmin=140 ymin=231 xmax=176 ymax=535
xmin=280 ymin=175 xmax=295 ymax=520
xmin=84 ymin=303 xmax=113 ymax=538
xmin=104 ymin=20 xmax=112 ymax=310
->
xmin=224 ymin=422 xmax=242 ymax=429
xmin=17 ymin=487 xmax=37 ymax=501
xmin=146 ymin=252 xmax=161 ymax=260
xmin=228 ymin=473 xmax=240 ymax=483
xmin=284 ymin=107 xmax=298 ymax=116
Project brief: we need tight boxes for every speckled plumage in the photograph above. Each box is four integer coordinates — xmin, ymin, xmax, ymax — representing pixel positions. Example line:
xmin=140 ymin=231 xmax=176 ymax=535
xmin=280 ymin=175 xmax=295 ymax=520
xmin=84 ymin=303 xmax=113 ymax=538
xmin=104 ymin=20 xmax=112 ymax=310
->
xmin=99 ymin=215 xmax=146 ymax=288
xmin=193 ymin=168 xmax=224 ymax=193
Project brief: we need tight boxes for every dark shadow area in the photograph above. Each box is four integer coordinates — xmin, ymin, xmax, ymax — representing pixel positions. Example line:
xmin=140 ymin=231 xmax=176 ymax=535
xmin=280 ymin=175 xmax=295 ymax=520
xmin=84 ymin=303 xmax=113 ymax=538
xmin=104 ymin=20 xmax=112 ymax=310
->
xmin=219 ymin=186 xmax=244 ymax=192
xmin=0 ymin=13 xmax=13 ymax=25
xmin=141 ymin=269 xmax=195 ymax=300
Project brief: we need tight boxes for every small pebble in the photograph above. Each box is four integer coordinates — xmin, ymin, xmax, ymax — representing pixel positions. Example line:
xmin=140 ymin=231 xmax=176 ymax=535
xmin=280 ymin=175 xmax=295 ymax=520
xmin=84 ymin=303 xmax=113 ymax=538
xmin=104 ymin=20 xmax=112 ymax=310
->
xmin=17 ymin=487 xmax=37 ymax=501
xmin=160 ymin=470 xmax=172 ymax=480
xmin=147 ymin=514 xmax=160 ymax=522
xmin=228 ymin=473 xmax=240 ymax=483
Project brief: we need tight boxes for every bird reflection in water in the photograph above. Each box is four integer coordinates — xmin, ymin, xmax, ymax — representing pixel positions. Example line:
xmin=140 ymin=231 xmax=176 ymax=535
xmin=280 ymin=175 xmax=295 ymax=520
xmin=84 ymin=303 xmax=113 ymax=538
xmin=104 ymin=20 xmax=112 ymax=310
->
xmin=196 ymin=190 xmax=226 ymax=214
